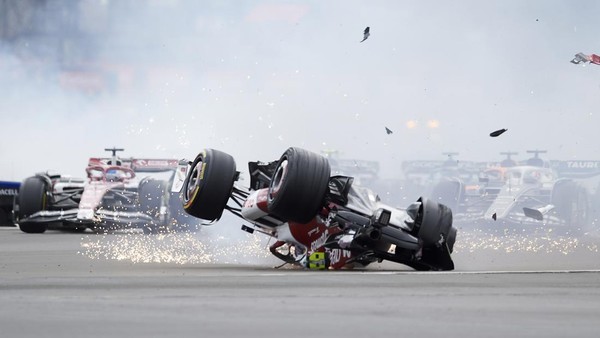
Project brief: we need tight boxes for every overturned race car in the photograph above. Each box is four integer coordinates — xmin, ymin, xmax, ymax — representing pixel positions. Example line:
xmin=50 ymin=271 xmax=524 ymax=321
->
xmin=14 ymin=148 xmax=194 ymax=234
xmin=182 ymin=147 xmax=457 ymax=271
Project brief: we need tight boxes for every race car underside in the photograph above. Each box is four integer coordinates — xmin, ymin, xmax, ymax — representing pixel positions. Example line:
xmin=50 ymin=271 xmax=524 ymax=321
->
xmin=225 ymin=184 xmax=454 ymax=271
xmin=19 ymin=209 xmax=154 ymax=227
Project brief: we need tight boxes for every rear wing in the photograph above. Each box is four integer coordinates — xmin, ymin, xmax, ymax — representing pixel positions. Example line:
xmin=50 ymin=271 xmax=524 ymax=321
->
xmin=549 ymin=160 xmax=600 ymax=179
xmin=329 ymin=159 xmax=379 ymax=175
xmin=88 ymin=157 xmax=132 ymax=167
xmin=402 ymin=160 xmax=488 ymax=175
xmin=87 ymin=158 xmax=181 ymax=172
xmin=130 ymin=159 xmax=180 ymax=172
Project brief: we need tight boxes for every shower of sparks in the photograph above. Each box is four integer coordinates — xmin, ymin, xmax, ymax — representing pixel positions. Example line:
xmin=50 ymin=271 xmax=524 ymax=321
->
xmin=77 ymin=223 xmax=600 ymax=267
xmin=454 ymin=229 xmax=599 ymax=255
xmin=79 ymin=231 xmax=274 ymax=265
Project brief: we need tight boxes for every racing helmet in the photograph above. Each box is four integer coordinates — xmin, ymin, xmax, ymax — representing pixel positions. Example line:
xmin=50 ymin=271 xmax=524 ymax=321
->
xmin=106 ymin=168 xmax=123 ymax=181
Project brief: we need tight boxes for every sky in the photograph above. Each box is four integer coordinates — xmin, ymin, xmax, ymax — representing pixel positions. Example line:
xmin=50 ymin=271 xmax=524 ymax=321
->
xmin=0 ymin=0 xmax=599 ymax=181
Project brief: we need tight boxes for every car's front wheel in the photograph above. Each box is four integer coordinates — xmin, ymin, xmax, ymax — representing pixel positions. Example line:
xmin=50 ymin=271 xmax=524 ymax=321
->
xmin=17 ymin=176 xmax=49 ymax=234
xmin=182 ymin=149 xmax=237 ymax=221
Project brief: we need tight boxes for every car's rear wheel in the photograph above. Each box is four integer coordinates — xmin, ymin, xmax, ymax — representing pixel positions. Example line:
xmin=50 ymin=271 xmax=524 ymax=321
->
xmin=267 ymin=147 xmax=331 ymax=224
xmin=446 ymin=226 xmax=457 ymax=253
xmin=182 ymin=149 xmax=237 ymax=221
xmin=552 ymin=181 xmax=589 ymax=233
xmin=17 ymin=176 xmax=49 ymax=234
xmin=414 ymin=197 xmax=453 ymax=246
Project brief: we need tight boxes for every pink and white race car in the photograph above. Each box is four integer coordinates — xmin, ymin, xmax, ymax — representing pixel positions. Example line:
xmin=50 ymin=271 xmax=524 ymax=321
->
xmin=14 ymin=148 xmax=193 ymax=234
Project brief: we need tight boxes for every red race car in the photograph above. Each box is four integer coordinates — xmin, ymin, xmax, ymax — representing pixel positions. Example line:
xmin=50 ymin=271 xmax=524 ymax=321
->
xmin=182 ymin=147 xmax=457 ymax=271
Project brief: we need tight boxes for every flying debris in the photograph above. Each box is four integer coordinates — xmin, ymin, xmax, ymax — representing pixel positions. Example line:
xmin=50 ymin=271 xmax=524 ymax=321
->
xmin=523 ymin=205 xmax=554 ymax=221
xmin=360 ymin=26 xmax=370 ymax=42
xmin=385 ymin=127 xmax=393 ymax=135
xmin=492 ymin=213 xmax=497 ymax=221
xmin=571 ymin=52 xmax=600 ymax=65
xmin=489 ymin=128 xmax=508 ymax=137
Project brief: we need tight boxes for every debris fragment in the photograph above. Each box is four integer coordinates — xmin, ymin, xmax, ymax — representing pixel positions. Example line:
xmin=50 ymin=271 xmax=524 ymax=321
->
xmin=385 ymin=127 xmax=393 ymax=135
xmin=360 ymin=26 xmax=370 ymax=42
xmin=571 ymin=52 xmax=600 ymax=66
xmin=490 ymin=128 xmax=508 ymax=137
xmin=492 ymin=212 xmax=497 ymax=221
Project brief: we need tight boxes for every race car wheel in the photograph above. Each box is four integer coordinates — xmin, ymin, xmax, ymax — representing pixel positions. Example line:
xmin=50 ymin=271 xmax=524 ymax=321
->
xmin=430 ymin=179 xmax=463 ymax=213
xmin=182 ymin=149 xmax=237 ymax=221
xmin=17 ymin=176 xmax=49 ymax=234
xmin=446 ymin=226 xmax=457 ymax=253
xmin=139 ymin=179 xmax=168 ymax=234
xmin=414 ymin=197 xmax=453 ymax=245
xmin=552 ymin=181 xmax=589 ymax=232
xmin=267 ymin=147 xmax=331 ymax=224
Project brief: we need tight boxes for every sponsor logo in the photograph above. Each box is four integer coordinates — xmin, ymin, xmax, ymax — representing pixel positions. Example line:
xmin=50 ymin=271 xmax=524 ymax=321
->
xmin=135 ymin=159 xmax=175 ymax=167
xmin=198 ymin=162 xmax=206 ymax=180
xmin=148 ymin=160 xmax=170 ymax=166
xmin=0 ymin=189 xmax=18 ymax=196
xmin=329 ymin=249 xmax=352 ymax=266
xmin=310 ymin=230 xmax=329 ymax=252
xmin=566 ymin=161 xmax=599 ymax=169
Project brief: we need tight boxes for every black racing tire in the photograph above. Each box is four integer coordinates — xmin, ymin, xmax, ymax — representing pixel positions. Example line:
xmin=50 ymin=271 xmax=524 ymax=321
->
xmin=429 ymin=179 xmax=463 ymax=213
xmin=17 ymin=176 xmax=49 ymax=234
xmin=415 ymin=197 xmax=453 ymax=245
xmin=182 ymin=149 xmax=237 ymax=221
xmin=267 ymin=147 xmax=331 ymax=224
xmin=551 ymin=181 xmax=589 ymax=232
xmin=446 ymin=226 xmax=457 ymax=253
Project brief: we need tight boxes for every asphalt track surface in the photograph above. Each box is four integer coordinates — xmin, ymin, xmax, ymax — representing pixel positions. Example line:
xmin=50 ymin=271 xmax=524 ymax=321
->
xmin=1 ymin=225 xmax=600 ymax=338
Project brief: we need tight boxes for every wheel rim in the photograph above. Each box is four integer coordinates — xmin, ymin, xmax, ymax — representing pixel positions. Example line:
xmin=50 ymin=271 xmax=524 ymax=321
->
xmin=184 ymin=158 xmax=204 ymax=205
xmin=268 ymin=159 xmax=288 ymax=203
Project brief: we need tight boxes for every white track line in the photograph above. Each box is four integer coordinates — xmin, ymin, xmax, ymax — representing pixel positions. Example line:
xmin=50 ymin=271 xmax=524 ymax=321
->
xmin=190 ymin=269 xmax=600 ymax=278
